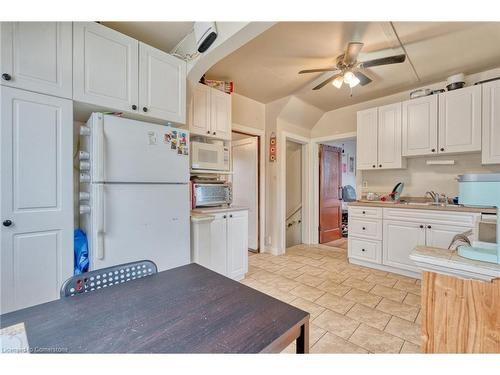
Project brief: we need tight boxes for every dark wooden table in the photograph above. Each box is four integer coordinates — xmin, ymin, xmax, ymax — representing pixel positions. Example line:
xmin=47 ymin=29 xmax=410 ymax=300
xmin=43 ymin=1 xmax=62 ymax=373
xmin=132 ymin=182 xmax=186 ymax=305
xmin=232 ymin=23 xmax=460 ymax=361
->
xmin=0 ymin=263 xmax=309 ymax=353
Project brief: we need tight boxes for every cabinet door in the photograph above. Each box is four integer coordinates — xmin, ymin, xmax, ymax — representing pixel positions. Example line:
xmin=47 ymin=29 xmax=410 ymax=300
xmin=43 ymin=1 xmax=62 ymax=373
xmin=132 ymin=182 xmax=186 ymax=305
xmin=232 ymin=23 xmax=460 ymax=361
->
xmin=482 ymin=79 xmax=500 ymax=164
xmin=209 ymin=213 xmax=227 ymax=276
xmin=356 ymin=108 xmax=378 ymax=170
xmin=378 ymin=102 xmax=404 ymax=169
xmin=210 ymin=88 xmax=232 ymax=140
xmin=139 ymin=43 xmax=186 ymax=123
xmin=439 ymin=86 xmax=481 ymax=154
xmin=0 ymin=22 xmax=72 ymax=98
xmin=402 ymin=95 xmax=438 ymax=156
xmin=0 ymin=87 xmax=73 ymax=314
xmin=383 ymin=220 xmax=425 ymax=272
xmin=426 ymin=224 xmax=472 ymax=250
xmin=227 ymin=211 xmax=248 ymax=280
xmin=189 ymin=83 xmax=211 ymax=136
xmin=73 ymin=22 xmax=139 ymax=112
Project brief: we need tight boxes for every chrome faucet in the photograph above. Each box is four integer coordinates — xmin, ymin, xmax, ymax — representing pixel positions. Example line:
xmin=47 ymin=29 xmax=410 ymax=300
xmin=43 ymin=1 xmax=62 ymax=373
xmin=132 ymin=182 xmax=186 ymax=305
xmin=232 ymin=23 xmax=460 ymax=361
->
xmin=426 ymin=191 xmax=439 ymax=204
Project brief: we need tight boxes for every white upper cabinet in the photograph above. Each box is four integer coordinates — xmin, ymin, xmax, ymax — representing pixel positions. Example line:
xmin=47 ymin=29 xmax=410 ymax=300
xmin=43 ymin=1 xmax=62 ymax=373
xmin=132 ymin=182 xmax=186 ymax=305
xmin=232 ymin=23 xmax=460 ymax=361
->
xmin=0 ymin=22 xmax=72 ymax=98
xmin=210 ymin=87 xmax=231 ymax=140
xmin=438 ymin=85 xmax=481 ymax=154
xmin=73 ymin=22 xmax=139 ymax=113
xmin=402 ymin=95 xmax=438 ymax=156
xmin=189 ymin=83 xmax=232 ymax=140
xmin=189 ymin=83 xmax=212 ymax=135
xmin=139 ymin=43 xmax=186 ymax=123
xmin=482 ymin=79 xmax=500 ymax=164
xmin=356 ymin=108 xmax=378 ymax=170
xmin=378 ymin=102 xmax=405 ymax=169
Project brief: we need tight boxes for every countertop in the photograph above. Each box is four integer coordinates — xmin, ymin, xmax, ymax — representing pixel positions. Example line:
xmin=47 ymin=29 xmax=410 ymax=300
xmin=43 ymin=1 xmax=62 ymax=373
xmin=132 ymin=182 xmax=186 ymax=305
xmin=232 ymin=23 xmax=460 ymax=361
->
xmin=191 ymin=206 xmax=249 ymax=216
xmin=349 ymin=200 xmax=497 ymax=214
xmin=410 ymin=246 xmax=500 ymax=282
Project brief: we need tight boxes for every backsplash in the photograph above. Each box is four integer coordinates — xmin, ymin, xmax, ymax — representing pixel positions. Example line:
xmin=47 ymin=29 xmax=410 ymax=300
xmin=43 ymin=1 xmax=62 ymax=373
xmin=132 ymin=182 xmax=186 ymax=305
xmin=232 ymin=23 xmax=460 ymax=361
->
xmin=360 ymin=153 xmax=500 ymax=198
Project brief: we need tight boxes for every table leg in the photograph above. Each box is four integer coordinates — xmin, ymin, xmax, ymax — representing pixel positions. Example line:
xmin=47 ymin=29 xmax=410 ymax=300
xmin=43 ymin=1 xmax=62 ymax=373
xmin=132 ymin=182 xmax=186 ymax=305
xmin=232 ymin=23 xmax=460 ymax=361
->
xmin=296 ymin=320 xmax=309 ymax=354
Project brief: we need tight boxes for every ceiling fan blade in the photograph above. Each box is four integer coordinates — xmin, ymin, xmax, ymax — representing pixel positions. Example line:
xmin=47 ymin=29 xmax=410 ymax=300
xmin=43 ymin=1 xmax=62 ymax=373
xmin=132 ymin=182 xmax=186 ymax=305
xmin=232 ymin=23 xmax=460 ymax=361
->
xmin=298 ymin=68 xmax=340 ymax=74
xmin=343 ymin=42 xmax=364 ymax=65
xmin=312 ymin=73 xmax=342 ymax=90
xmin=353 ymin=71 xmax=372 ymax=86
xmin=361 ymin=54 xmax=406 ymax=68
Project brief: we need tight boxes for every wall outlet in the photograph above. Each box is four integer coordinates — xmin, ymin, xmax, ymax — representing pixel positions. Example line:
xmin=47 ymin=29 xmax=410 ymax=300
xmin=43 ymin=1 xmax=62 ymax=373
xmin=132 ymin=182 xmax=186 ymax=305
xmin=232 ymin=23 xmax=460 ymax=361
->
xmin=362 ymin=181 xmax=368 ymax=188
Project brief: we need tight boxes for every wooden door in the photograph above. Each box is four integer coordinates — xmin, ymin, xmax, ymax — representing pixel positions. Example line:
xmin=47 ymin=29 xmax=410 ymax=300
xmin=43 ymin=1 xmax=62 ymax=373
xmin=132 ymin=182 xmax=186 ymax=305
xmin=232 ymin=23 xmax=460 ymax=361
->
xmin=189 ymin=83 xmax=211 ymax=136
xmin=482 ymin=79 xmax=500 ymax=164
xmin=210 ymin=87 xmax=232 ymax=140
xmin=0 ymin=87 xmax=73 ymax=314
xmin=378 ymin=102 xmax=404 ymax=169
xmin=318 ymin=145 xmax=342 ymax=243
xmin=356 ymin=108 xmax=378 ymax=170
xmin=438 ymin=85 xmax=481 ymax=154
xmin=73 ymin=22 xmax=139 ymax=113
xmin=0 ymin=22 xmax=73 ymax=98
xmin=139 ymin=42 xmax=186 ymax=123
xmin=402 ymin=95 xmax=438 ymax=156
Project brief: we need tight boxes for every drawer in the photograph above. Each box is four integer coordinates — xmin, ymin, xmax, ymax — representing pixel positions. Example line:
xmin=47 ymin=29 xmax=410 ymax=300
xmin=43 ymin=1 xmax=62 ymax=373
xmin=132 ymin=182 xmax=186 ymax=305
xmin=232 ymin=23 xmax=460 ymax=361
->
xmin=383 ymin=208 xmax=480 ymax=227
xmin=349 ymin=206 xmax=383 ymax=219
xmin=348 ymin=237 xmax=382 ymax=264
xmin=348 ymin=217 xmax=382 ymax=240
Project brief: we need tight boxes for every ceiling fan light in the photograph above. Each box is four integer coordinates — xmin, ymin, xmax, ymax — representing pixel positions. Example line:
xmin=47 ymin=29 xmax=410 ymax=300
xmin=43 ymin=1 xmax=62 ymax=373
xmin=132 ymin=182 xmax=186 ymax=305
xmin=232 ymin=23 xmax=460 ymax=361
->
xmin=349 ymin=75 xmax=360 ymax=88
xmin=332 ymin=75 xmax=343 ymax=89
xmin=343 ymin=71 xmax=355 ymax=84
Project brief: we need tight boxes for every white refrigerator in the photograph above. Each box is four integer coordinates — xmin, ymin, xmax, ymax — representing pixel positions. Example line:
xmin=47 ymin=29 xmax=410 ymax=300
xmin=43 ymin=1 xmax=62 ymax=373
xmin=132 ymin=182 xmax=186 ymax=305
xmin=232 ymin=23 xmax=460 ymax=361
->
xmin=79 ymin=113 xmax=190 ymax=272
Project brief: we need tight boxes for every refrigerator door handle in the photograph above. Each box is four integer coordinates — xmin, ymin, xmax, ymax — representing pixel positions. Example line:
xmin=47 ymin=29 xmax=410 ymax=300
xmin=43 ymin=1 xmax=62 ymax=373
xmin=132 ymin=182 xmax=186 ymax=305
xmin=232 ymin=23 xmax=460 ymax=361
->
xmin=96 ymin=184 xmax=105 ymax=260
xmin=95 ymin=120 xmax=105 ymax=182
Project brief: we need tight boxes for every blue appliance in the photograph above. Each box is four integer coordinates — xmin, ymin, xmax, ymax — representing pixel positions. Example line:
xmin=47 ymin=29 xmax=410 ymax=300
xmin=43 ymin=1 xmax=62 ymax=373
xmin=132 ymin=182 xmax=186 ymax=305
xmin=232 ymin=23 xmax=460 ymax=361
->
xmin=457 ymin=173 xmax=500 ymax=264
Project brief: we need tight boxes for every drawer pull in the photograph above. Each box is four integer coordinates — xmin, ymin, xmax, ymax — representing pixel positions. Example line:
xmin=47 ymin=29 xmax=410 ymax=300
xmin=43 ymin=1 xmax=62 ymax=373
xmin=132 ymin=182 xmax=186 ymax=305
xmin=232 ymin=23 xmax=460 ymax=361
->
xmin=419 ymin=225 xmax=424 ymax=229
xmin=362 ymin=227 xmax=366 ymax=230
xmin=427 ymin=225 xmax=432 ymax=229
xmin=362 ymin=211 xmax=366 ymax=214
xmin=361 ymin=248 xmax=366 ymax=252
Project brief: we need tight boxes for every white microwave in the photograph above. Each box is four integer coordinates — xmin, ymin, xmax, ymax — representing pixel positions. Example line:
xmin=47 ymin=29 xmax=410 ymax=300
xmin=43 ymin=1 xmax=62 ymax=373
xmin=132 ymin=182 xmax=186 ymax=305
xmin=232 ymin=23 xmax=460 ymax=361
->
xmin=191 ymin=141 xmax=230 ymax=171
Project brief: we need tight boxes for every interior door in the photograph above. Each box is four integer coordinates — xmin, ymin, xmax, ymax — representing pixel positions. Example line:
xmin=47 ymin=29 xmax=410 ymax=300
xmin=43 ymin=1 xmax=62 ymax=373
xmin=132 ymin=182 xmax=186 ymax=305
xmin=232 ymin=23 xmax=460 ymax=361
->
xmin=227 ymin=211 xmax=248 ymax=280
xmin=0 ymin=22 xmax=73 ymax=98
xmin=0 ymin=87 xmax=73 ymax=314
xmin=319 ymin=145 xmax=342 ymax=243
xmin=402 ymin=95 xmax=438 ymax=156
xmin=139 ymin=42 xmax=186 ymax=123
xmin=210 ymin=88 xmax=231 ymax=140
xmin=356 ymin=108 xmax=378 ymax=170
xmin=231 ymin=137 xmax=258 ymax=250
xmin=383 ymin=220 xmax=425 ymax=272
xmin=92 ymin=184 xmax=190 ymax=272
xmin=73 ymin=22 xmax=139 ymax=112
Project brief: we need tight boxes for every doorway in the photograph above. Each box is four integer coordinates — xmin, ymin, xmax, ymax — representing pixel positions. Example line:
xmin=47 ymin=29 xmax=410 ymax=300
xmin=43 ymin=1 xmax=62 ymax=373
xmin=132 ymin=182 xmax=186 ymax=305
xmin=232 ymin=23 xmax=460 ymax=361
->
xmin=231 ymin=131 xmax=260 ymax=252
xmin=285 ymin=140 xmax=303 ymax=248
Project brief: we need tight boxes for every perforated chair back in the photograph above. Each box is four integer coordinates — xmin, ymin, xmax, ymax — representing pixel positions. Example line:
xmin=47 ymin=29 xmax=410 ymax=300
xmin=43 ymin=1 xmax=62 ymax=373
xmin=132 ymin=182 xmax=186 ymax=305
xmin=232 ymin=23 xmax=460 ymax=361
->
xmin=60 ymin=260 xmax=158 ymax=298
xmin=342 ymin=185 xmax=357 ymax=202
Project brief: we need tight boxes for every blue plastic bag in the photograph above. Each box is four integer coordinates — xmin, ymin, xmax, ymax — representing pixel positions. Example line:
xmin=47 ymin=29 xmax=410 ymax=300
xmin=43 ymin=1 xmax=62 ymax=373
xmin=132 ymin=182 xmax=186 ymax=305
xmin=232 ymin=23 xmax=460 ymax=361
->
xmin=74 ymin=229 xmax=89 ymax=275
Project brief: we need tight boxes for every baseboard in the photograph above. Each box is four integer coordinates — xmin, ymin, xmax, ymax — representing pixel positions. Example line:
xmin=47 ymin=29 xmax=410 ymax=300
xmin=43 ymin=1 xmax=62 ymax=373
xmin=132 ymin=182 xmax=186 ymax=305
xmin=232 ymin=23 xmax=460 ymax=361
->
xmin=348 ymin=258 xmax=421 ymax=279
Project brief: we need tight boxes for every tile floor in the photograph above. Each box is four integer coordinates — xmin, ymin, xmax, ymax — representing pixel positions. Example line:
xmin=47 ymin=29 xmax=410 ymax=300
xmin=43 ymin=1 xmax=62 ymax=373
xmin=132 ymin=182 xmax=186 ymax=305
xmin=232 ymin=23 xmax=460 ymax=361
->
xmin=241 ymin=243 xmax=422 ymax=354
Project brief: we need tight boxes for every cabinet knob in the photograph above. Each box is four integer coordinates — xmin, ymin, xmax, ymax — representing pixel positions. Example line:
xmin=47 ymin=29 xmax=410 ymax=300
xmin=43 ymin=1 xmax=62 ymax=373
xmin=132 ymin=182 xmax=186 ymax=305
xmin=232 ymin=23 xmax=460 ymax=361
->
xmin=3 ymin=219 xmax=13 ymax=227
xmin=207 ymin=131 xmax=211 ymax=134
xmin=230 ymin=214 xmax=233 ymax=218
xmin=213 ymin=132 xmax=216 ymax=135
xmin=372 ymin=165 xmax=376 ymax=168
xmin=362 ymin=211 xmax=366 ymax=214
xmin=2 ymin=73 xmax=12 ymax=81
xmin=427 ymin=225 xmax=432 ymax=229
xmin=431 ymin=148 xmax=435 ymax=152
xmin=143 ymin=107 xmax=148 ymax=112
xmin=440 ymin=148 xmax=444 ymax=152
xmin=131 ymin=104 xmax=137 ymax=110
xmin=379 ymin=164 xmax=382 ymax=168
xmin=223 ymin=215 xmax=227 ymax=219
xmin=362 ymin=226 xmax=366 ymax=230
xmin=361 ymin=248 xmax=366 ymax=252
xmin=419 ymin=225 xmax=424 ymax=229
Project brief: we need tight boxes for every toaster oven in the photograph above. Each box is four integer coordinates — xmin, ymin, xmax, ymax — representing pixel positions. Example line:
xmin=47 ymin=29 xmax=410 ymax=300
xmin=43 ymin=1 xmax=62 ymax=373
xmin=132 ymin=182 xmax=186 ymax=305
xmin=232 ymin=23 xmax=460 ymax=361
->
xmin=192 ymin=182 xmax=232 ymax=208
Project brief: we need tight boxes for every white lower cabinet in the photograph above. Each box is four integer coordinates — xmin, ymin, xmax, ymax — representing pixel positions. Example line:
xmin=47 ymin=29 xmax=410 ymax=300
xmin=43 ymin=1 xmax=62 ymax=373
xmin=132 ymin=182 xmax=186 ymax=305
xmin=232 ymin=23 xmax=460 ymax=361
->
xmin=348 ymin=206 xmax=480 ymax=277
xmin=191 ymin=210 xmax=248 ymax=280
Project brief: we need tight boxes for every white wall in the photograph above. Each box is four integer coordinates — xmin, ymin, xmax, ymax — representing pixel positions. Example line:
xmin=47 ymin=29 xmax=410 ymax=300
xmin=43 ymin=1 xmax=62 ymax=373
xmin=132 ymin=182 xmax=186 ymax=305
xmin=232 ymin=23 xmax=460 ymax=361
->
xmin=232 ymin=93 xmax=265 ymax=130
xmin=286 ymin=141 xmax=302 ymax=216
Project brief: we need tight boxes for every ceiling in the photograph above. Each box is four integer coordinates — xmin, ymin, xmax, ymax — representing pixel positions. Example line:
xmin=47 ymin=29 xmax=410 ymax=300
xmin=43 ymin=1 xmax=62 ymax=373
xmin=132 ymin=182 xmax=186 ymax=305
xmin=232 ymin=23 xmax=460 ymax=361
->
xmin=206 ymin=22 xmax=500 ymax=111
xmin=101 ymin=22 xmax=194 ymax=52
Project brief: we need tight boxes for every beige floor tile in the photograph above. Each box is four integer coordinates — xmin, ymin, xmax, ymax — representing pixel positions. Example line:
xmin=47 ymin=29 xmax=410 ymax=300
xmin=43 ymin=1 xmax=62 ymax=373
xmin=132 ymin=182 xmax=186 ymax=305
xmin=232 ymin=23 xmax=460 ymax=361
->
xmin=315 ymin=293 xmax=355 ymax=314
xmin=400 ymin=341 xmax=421 ymax=354
xmin=393 ymin=280 xmax=422 ymax=296
xmin=368 ymin=269 xmax=389 ymax=277
xmin=346 ymin=303 xmax=392 ymax=331
xmin=415 ymin=279 xmax=422 ymax=286
xmin=261 ymin=287 xmax=296 ymax=303
xmin=322 ymin=271 xmax=349 ymax=284
xmin=294 ymin=273 xmax=326 ymax=287
xmin=342 ymin=277 xmax=375 ymax=292
xmin=275 ymin=267 xmax=304 ymax=279
xmin=270 ymin=276 xmax=301 ymax=292
xmin=415 ymin=309 xmax=422 ymax=324
xmin=297 ymin=257 xmax=325 ymax=267
xmin=296 ymin=264 xmax=327 ymax=277
xmin=385 ymin=316 xmax=422 ymax=345
xmin=240 ymin=278 xmax=262 ymax=289
xmin=403 ymin=293 xmax=421 ymax=307
xmin=344 ymin=288 xmax=382 ymax=308
xmin=290 ymin=284 xmax=325 ymax=302
xmin=300 ymin=251 xmax=325 ymax=260
xmin=311 ymin=332 xmax=368 ymax=354
xmin=349 ymin=324 xmax=404 ymax=353
xmin=364 ymin=274 xmax=397 ymax=288
xmin=249 ymin=270 xmax=279 ymax=284
xmin=317 ymin=280 xmax=351 ymax=296
xmin=281 ymin=342 xmax=296 ymax=354
xmin=370 ymin=284 xmax=407 ymax=303
xmin=288 ymin=297 xmax=326 ymax=319
xmin=320 ymin=262 xmax=348 ymax=273
xmin=310 ymin=323 xmax=327 ymax=346
xmin=387 ymin=273 xmax=418 ymax=284
xmin=281 ymin=261 xmax=305 ymax=270
xmin=341 ymin=268 xmax=370 ymax=281
xmin=313 ymin=309 xmax=360 ymax=339
xmin=376 ymin=298 xmax=420 ymax=322
xmin=259 ymin=263 xmax=284 ymax=273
